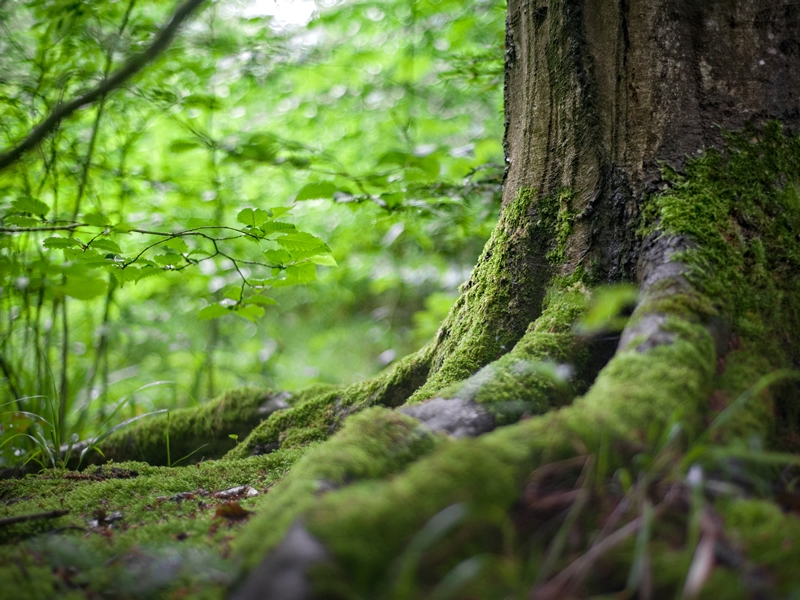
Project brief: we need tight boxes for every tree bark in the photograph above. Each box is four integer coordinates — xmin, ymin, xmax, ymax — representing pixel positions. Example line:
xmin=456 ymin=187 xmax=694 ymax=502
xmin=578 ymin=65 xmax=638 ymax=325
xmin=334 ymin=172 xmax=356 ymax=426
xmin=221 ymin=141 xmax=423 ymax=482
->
xmin=33 ymin=2 xmax=800 ymax=597
xmin=225 ymin=2 xmax=800 ymax=597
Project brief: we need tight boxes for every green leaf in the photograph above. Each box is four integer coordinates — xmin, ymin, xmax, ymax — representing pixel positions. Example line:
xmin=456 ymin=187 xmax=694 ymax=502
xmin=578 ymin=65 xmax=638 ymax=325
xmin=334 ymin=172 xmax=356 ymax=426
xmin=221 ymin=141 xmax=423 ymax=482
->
xmin=276 ymin=231 xmax=329 ymax=254
xmin=169 ymin=138 xmax=204 ymax=153
xmin=4 ymin=215 xmax=38 ymax=228
xmin=43 ymin=237 xmax=82 ymax=249
xmin=237 ymin=208 xmax=269 ymax=228
xmin=112 ymin=266 xmax=142 ymax=285
xmin=310 ymin=255 xmax=338 ymax=266
xmin=154 ymin=253 xmax=182 ymax=266
xmin=63 ymin=275 xmax=107 ymax=300
xmin=82 ymin=212 xmax=108 ymax=227
xmin=164 ymin=238 xmax=189 ymax=253
xmin=377 ymin=151 xmax=440 ymax=178
xmin=11 ymin=197 xmax=49 ymax=217
xmin=235 ymin=133 xmax=278 ymax=163
xmin=259 ymin=221 xmax=296 ymax=235
xmin=243 ymin=295 xmax=277 ymax=306
xmin=88 ymin=239 xmax=121 ymax=253
xmin=286 ymin=262 xmax=317 ymax=284
xmin=235 ymin=304 xmax=265 ymax=322
xmin=62 ymin=247 xmax=93 ymax=261
xmin=295 ymin=182 xmax=338 ymax=201
xmin=268 ymin=207 xmax=293 ymax=219
xmin=198 ymin=303 xmax=231 ymax=320
xmin=223 ymin=287 xmax=242 ymax=301
xmin=263 ymin=249 xmax=292 ymax=265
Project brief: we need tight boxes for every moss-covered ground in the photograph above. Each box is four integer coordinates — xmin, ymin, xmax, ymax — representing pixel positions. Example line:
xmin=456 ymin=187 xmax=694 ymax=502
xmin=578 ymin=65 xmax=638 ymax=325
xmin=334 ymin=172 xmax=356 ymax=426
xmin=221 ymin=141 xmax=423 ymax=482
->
xmin=2 ymin=124 xmax=800 ymax=598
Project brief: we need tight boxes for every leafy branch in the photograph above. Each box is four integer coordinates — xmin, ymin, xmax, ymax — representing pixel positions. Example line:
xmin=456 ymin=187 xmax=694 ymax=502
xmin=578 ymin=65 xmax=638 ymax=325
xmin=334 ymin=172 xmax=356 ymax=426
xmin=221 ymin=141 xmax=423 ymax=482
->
xmin=0 ymin=0 xmax=208 ymax=172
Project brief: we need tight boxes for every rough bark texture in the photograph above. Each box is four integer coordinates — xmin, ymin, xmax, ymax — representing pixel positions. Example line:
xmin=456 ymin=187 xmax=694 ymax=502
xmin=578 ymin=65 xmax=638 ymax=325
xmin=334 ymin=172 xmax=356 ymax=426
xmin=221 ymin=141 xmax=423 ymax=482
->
xmin=504 ymin=0 xmax=800 ymax=281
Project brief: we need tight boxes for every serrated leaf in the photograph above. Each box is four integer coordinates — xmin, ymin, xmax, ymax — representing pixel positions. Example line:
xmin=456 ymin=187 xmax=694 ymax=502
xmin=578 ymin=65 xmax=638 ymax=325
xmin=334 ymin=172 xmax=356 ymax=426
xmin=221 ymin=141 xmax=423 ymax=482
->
xmin=276 ymin=232 xmax=329 ymax=254
xmin=263 ymin=249 xmax=292 ymax=265
xmin=295 ymin=182 xmax=337 ymax=202
xmin=63 ymin=247 xmax=100 ymax=262
xmin=43 ymin=237 xmax=82 ymax=249
xmin=187 ymin=249 xmax=213 ymax=258
xmin=198 ymin=303 xmax=231 ymax=320
xmin=268 ymin=207 xmax=293 ymax=219
xmin=82 ymin=212 xmax=107 ymax=227
xmin=310 ymin=254 xmax=338 ymax=266
xmin=243 ymin=295 xmax=277 ymax=306
xmin=223 ymin=287 xmax=242 ymax=301
xmin=112 ymin=266 xmax=141 ymax=285
xmin=237 ymin=208 xmax=269 ymax=228
xmin=235 ymin=304 xmax=265 ymax=323
xmin=11 ymin=197 xmax=49 ymax=216
xmin=164 ymin=238 xmax=189 ymax=253
xmin=89 ymin=239 xmax=121 ymax=253
xmin=137 ymin=266 xmax=160 ymax=281
xmin=63 ymin=276 xmax=107 ymax=300
xmin=259 ymin=221 xmax=296 ymax=235
xmin=154 ymin=253 xmax=182 ymax=266
xmin=4 ymin=215 xmax=38 ymax=227
xmin=284 ymin=262 xmax=317 ymax=284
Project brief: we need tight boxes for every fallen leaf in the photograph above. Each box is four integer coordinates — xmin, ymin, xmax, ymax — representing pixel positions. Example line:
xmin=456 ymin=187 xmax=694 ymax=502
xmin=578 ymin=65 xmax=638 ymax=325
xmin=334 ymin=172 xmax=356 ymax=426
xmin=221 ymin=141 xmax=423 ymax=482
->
xmin=214 ymin=501 xmax=253 ymax=521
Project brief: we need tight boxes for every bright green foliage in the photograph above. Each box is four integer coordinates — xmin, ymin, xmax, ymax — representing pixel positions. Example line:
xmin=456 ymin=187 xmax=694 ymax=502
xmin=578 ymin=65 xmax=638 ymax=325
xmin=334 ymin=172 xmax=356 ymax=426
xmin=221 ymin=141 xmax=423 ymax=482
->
xmin=0 ymin=0 xmax=505 ymax=465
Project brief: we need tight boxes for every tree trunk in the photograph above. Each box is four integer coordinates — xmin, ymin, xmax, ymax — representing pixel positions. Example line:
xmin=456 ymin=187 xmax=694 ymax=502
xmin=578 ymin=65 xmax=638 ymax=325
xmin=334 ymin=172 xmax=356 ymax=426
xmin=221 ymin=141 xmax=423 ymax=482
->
xmin=35 ymin=1 xmax=800 ymax=597
xmin=225 ymin=2 xmax=800 ymax=597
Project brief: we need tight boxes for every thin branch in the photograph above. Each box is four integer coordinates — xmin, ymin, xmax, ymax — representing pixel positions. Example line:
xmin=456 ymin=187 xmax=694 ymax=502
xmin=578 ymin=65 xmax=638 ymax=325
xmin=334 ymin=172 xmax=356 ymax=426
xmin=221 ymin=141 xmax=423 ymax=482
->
xmin=0 ymin=510 xmax=69 ymax=527
xmin=0 ymin=224 xmax=85 ymax=233
xmin=0 ymin=0 xmax=208 ymax=172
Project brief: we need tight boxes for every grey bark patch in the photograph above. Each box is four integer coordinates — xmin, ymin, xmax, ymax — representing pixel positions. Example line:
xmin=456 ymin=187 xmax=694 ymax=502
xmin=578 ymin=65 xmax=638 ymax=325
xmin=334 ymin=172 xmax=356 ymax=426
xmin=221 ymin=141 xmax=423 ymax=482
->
xmin=619 ymin=313 xmax=676 ymax=352
xmin=399 ymin=397 xmax=496 ymax=438
xmin=258 ymin=392 xmax=292 ymax=417
xmin=229 ymin=522 xmax=329 ymax=600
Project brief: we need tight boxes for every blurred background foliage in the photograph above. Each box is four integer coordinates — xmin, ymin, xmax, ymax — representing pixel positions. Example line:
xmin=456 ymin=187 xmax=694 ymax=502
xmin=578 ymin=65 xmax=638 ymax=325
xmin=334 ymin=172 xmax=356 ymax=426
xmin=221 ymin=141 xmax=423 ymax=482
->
xmin=0 ymin=0 xmax=504 ymax=465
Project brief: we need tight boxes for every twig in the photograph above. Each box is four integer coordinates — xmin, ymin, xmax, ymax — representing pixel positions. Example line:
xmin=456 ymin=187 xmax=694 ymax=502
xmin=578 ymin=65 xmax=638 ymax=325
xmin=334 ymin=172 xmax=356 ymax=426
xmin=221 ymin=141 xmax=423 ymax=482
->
xmin=0 ymin=509 xmax=69 ymax=527
xmin=0 ymin=224 xmax=86 ymax=233
xmin=0 ymin=0 xmax=208 ymax=172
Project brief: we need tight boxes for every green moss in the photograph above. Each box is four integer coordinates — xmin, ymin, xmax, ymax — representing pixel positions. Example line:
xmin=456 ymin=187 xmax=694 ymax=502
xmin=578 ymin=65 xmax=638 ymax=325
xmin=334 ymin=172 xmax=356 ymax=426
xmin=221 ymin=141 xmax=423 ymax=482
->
xmin=409 ymin=187 xmax=571 ymax=402
xmin=234 ymin=407 xmax=440 ymax=568
xmin=225 ymin=345 xmax=433 ymax=459
xmin=656 ymin=123 xmax=800 ymax=364
xmin=81 ymin=387 xmax=272 ymax=467
xmin=230 ymin=303 xmax=717 ymax=595
xmin=434 ymin=286 xmax=589 ymax=424
xmin=717 ymin=498 xmax=800 ymax=593
xmin=0 ymin=448 xmax=308 ymax=599
xmin=650 ymin=123 xmax=800 ymax=445
xmin=544 ymin=189 xmax=575 ymax=264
